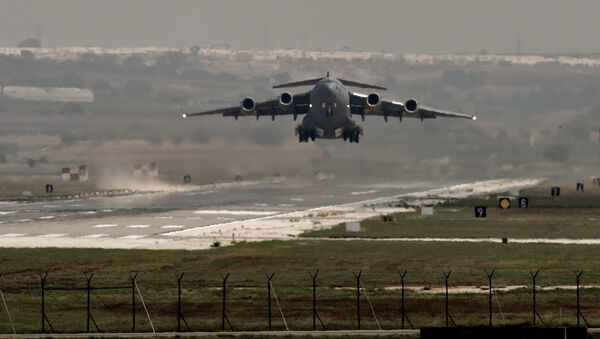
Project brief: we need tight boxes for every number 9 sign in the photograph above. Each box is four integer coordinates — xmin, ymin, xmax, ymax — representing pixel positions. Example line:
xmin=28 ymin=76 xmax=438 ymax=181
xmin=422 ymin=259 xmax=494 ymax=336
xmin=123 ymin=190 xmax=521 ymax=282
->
xmin=474 ymin=206 xmax=487 ymax=218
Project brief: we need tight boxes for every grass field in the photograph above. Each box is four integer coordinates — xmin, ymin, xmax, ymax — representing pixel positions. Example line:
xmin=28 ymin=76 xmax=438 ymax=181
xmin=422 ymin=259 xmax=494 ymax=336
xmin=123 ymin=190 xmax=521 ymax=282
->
xmin=0 ymin=184 xmax=599 ymax=333
xmin=303 ymin=185 xmax=600 ymax=239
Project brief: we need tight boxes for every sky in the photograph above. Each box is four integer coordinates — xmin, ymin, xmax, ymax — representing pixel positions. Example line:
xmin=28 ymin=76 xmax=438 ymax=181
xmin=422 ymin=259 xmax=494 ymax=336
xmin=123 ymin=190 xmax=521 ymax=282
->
xmin=0 ymin=0 xmax=599 ymax=54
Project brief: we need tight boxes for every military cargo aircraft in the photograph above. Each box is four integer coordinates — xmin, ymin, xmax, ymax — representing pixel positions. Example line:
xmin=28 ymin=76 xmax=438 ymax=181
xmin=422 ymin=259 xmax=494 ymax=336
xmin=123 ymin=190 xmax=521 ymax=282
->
xmin=182 ymin=72 xmax=476 ymax=143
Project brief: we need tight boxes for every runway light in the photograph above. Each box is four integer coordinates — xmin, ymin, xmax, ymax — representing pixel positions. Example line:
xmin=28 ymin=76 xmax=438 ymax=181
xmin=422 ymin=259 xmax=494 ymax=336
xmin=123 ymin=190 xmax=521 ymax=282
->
xmin=182 ymin=113 xmax=188 ymax=119
xmin=472 ymin=116 xmax=477 ymax=120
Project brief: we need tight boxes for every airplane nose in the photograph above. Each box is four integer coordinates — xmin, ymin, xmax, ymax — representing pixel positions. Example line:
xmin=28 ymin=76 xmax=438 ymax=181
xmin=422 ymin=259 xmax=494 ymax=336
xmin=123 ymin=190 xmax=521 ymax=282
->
xmin=321 ymin=82 xmax=337 ymax=101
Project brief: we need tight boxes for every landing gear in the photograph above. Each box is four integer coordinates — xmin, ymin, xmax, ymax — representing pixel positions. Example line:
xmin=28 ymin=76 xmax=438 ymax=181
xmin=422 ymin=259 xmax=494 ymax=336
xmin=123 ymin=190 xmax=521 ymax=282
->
xmin=297 ymin=128 xmax=316 ymax=143
xmin=343 ymin=128 xmax=361 ymax=143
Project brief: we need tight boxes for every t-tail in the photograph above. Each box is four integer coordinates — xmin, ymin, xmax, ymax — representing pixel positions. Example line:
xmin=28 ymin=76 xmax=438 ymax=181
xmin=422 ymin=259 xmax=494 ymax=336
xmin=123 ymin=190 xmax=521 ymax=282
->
xmin=273 ymin=72 xmax=386 ymax=91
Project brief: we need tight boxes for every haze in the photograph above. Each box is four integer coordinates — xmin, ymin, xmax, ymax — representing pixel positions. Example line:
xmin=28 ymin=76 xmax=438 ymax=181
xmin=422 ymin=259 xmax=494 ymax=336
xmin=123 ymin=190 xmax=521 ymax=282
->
xmin=0 ymin=0 xmax=599 ymax=54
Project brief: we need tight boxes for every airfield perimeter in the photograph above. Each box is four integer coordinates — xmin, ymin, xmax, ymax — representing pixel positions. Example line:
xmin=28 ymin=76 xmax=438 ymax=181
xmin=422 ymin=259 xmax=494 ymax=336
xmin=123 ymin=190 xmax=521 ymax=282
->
xmin=3 ymin=177 xmax=600 ymax=334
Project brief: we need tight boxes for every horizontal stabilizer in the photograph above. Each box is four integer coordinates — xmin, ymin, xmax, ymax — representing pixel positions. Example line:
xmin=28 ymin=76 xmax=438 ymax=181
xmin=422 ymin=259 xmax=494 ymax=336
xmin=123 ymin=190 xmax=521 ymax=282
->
xmin=273 ymin=77 xmax=323 ymax=89
xmin=338 ymin=78 xmax=387 ymax=91
xmin=273 ymin=77 xmax=386 ymax=91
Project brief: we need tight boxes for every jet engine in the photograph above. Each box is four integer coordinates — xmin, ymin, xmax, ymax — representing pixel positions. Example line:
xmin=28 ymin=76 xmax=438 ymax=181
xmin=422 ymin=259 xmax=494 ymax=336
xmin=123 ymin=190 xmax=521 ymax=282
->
xmin=404 ymin=98 xmax=418 ymax=113
xmin=279 ymin=92 xmax=293 ymax=107
xmin=241 ymin=97 xmax=256 ymax=112
xmin=367 ymin=93 xmax=381 ymax=107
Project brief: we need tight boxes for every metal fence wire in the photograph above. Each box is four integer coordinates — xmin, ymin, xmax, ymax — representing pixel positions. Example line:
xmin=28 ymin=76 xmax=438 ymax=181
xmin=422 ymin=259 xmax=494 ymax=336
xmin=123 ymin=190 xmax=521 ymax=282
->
xmin=0 ymin=269 xmax=593 ymax=333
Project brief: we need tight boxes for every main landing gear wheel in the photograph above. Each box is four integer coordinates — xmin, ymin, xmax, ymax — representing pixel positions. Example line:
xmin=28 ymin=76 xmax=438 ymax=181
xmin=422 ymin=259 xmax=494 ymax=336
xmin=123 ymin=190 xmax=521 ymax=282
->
xmin=298 ymin=129 xmax=315 ymax=143
xmin=344 ymin=129 xmax=360 ymax=143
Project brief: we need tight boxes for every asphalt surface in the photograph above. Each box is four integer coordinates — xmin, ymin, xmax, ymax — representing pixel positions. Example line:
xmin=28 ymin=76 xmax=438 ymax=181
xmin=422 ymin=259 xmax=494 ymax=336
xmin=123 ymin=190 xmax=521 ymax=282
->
xmin=0 ymin=179 xmax=430 ymax=240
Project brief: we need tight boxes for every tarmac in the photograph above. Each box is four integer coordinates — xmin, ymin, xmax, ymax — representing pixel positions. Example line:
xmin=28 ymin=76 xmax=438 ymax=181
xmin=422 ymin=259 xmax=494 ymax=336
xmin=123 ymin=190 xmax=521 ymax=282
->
xmin=0 ymin=177 xmax=542 ymax=250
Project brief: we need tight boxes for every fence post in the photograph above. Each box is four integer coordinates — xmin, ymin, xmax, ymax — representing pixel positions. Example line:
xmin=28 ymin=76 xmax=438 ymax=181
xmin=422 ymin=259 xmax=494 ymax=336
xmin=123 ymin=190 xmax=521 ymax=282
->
xmin=177 ymin=273 xmax=184 ymax=332
xmin=530 ymin=270 xmax=539 ymax=326
xmin=309 ymin=270 xmax=326 ymax=330
xmin=399 ymin=270 xmax=407 ymax=329
xmin=130 ymin=273 xmax=138 ymax=332
xmin=266 ymin=273 xmax=274 ymax=330
xmin=40 ymin=273 xmax=47 ymax=333
xmin=221 ymin=273 xmax=230 ymax=331
xmin=444 ymin=271 xmax=452 ymax=327
xmin=353 ymin=271 xmax=362 ymax=330
xmin=312 ymin=271 xmax=317 ymax=330
xmin=87 ymin=274 xmax=93 ymax=333
xmin=576 ymin=271 xmax=582 ymax=327
xmin=487 ymin=271 xmax=494 ymax=327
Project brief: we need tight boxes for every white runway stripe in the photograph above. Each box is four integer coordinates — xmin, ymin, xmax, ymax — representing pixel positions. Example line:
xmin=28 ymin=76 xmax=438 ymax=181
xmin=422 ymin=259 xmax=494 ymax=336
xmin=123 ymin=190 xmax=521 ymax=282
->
xmin=161 ymin=225 xmax=185 ymax=229
xmin=154 ymin=216 xmax=173 ymax=219
xmin=119 ymin=234 xmax=147 ymax=239
xmin=43 ymin=233 xmax=68 ymax=238
xmin=0 ymin=211 xmax=16 ymax=215
xmin=0 ymin=233 xmax=28 ymax=237
xmin=351 ymin=190 xmax=380 ymax=195
xmin=15 ymin=219 xmax=31 ymax=223
xmin=80 ymin=234 xmax=109 ymax=238
xmin=39 ymin=216 xmax=55 ymax=220
xmin=193 ymin=210 xmax=278 ymax=216
xmin=93 ymin=224 xmax=118 ymax=228
xmin=127 ymin=224 xmax=150 ymax=228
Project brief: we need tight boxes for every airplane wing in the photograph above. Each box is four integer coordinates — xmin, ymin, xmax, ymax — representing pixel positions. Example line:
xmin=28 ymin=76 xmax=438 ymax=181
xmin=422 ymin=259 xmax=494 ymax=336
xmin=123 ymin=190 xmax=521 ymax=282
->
xmin=349 ymin=92 xmax=476 ymax=121
xmin=183 ymin=91 xmax=311 ymax=120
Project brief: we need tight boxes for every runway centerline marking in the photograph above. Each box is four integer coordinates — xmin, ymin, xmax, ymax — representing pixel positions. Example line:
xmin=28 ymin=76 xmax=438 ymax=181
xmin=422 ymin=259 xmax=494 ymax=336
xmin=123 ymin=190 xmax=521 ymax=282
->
xmin=127 ymin=224 xmax=151 ymax=228
xmin=193 ymin=210 xmax=279 ymax=216
xmin=93 ymin=224 xmax=118 ymax=228
xmin=43 ymin=233 xmax=69 ymax=238
xmin=351 ymin=190 xmax=380 ymax=195
xmin=120 ymin=234 xmax=147 ymax=239
xmin=161 ymin=225 xmax=185 ymax=229
xmin=0 ymin=233 xmax=28 ymax=237
xmin=80 ymin=234 xmax=109 ymax=238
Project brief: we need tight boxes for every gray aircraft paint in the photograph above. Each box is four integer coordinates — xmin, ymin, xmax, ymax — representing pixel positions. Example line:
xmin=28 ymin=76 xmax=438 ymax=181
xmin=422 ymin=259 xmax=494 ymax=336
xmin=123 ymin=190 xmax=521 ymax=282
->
xmin=303 ymin=77 xmax=355 ymax=139
xmin=182 ymin=73 xmax=475 ymax=143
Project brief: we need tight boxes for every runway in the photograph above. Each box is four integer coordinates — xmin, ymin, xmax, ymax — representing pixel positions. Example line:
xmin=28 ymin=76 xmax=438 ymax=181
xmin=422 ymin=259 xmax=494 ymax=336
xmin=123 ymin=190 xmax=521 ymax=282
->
xmin=0 ymin=178 xmax=541 ymax=250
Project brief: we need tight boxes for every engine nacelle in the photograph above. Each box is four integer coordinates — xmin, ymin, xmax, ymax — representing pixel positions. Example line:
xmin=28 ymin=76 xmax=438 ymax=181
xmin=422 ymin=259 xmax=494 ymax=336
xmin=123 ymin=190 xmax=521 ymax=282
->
xmin=279 ymin=92 xmax=293 ymax=107
xmin=404 ymin=98 xmax=418 ymax=113
xmin=366 ymin=93 xmax=381 ymax=107
xmin=241 ymin=97 xmax=256 ymax=112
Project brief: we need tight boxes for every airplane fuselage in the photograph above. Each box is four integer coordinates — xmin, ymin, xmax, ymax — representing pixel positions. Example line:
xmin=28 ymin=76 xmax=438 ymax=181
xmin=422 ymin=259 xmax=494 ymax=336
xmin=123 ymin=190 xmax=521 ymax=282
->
xmin=299 ymin=78 xmax=359 ymax=141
